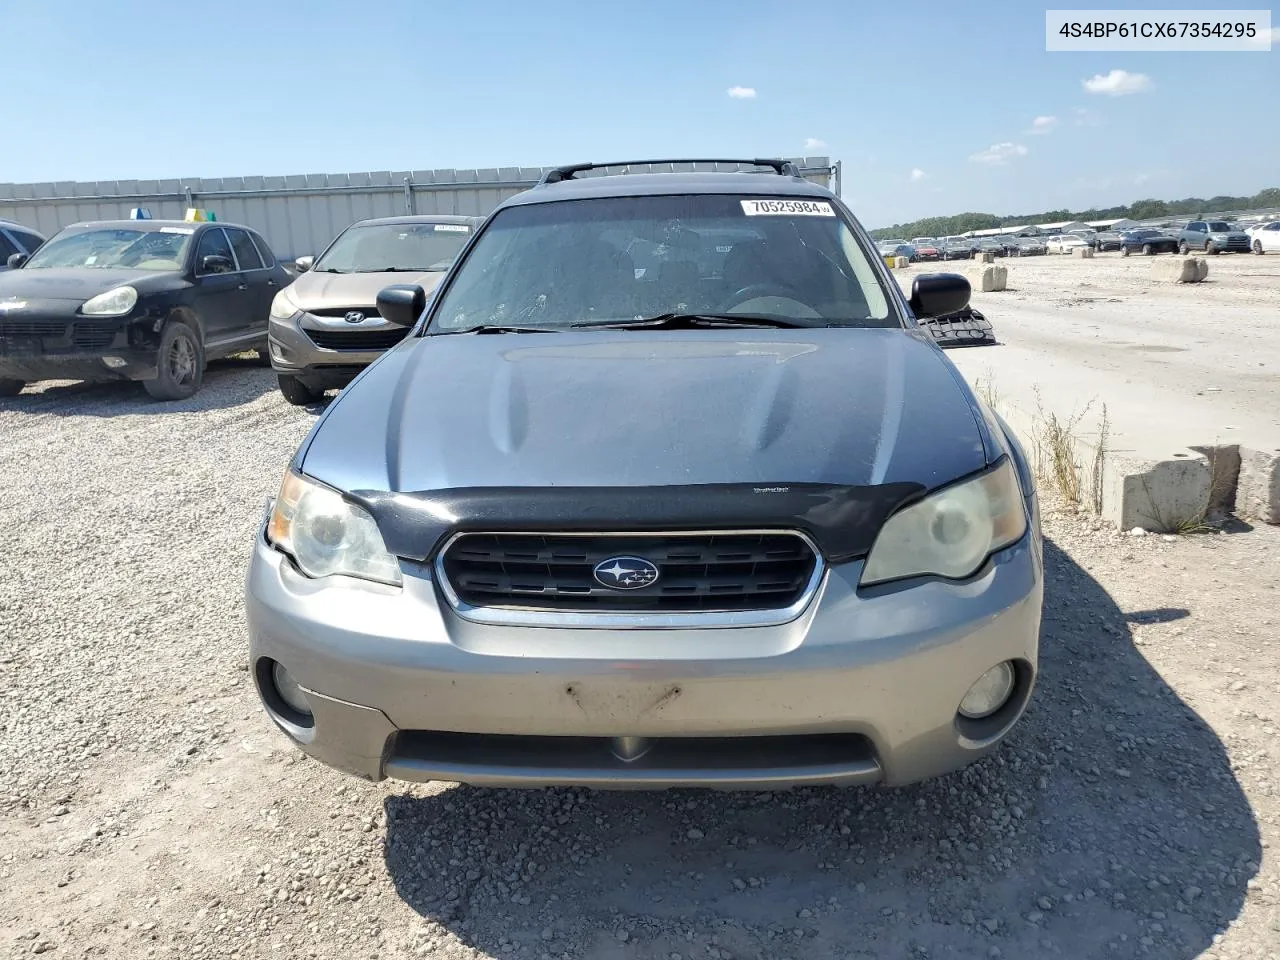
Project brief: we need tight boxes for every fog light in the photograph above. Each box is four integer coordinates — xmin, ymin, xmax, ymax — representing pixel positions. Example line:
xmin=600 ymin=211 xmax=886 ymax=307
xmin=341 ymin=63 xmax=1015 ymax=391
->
xmin=269 ymin=341 xmax=286 ymax=362
xmin=102 ymin=356 xmax=128 ymax=369
xmin=272 ymin=661 xmax=312 ymax=716
xmin=958 ymin=661 xmax=1015 ymax=719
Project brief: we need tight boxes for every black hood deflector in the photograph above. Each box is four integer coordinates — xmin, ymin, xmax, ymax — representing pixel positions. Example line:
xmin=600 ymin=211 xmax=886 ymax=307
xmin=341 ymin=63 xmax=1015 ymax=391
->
xmin=350 ymin=481 xmax=926 ymax=565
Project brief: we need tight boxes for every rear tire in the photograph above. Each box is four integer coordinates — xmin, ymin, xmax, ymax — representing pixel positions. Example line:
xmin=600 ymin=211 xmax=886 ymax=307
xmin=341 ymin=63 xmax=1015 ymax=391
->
xmin=0 ymin=378 xmax=25 ymax=397
xmin=1142 ymin=244 xmax=1153 ymax=256
xmin=277 ymin=374 xmax=324 ymax=406
xmin=143 ymin=321 xmax=203 ymax=401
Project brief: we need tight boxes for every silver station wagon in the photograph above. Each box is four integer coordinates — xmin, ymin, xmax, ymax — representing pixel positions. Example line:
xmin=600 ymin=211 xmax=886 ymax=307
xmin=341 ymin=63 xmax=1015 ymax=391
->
xmin=245 ymin=158 xmax=1044 ymax=791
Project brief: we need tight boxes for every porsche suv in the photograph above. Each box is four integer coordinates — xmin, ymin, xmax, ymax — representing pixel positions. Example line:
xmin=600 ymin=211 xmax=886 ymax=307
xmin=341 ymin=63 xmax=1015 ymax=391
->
xmin=267 ymin=215 xmax=483 ymax=404
xmin=245 ymin=159 xmax=1044 ymax=790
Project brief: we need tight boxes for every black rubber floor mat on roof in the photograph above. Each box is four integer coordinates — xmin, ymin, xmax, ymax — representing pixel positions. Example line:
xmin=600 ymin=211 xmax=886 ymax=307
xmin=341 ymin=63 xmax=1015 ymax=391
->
xmin=920 ymin=306 xmax=997 ymax=347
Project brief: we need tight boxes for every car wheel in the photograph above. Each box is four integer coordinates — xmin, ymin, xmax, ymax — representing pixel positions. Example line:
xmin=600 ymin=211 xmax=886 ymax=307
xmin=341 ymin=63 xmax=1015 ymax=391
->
xmin=1178 ymin=241 xmax=1189 ymax=255
xmin=1121 ymin=245 xmax=1130 ymax=257
xmin=1206 ymin=240 xmax=1218 ymax=255
xmin=1142 ymin=244 xmax=1153 ymax=256
xmin=1254 ymin=240 xmax=1265 ymax=255
xmin=0 ymin=378 xmax=25 ymax=398
xmin=143 ymin=320 xmax=204 ymax=401
xmin=277 ymin=374 xmax=325 ymax=406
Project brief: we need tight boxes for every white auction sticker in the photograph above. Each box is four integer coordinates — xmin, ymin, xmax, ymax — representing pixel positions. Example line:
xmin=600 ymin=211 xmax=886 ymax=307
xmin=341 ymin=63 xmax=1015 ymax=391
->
xmin=434 ymin=224 xmax=471 ymax=232
xmin=159 ymin=226 xmax=194 ymax=234
xmin=740 ymin=199 xmax=834 ymax=217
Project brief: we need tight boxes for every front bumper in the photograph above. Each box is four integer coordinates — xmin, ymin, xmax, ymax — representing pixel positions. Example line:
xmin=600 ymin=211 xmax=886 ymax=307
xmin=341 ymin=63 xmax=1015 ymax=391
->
xmin=0 ymin=315 xmax=157 ymax=382
xmin=245 ymin=520 xmax=1044 ymax=789
xmin=268 ymin=313 xmax=398 ymax=386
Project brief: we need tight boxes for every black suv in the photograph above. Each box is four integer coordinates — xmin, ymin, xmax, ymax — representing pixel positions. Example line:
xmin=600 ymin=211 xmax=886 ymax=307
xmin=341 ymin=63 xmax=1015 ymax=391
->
xmin=0 ymin=219 xmax=291 ymax=399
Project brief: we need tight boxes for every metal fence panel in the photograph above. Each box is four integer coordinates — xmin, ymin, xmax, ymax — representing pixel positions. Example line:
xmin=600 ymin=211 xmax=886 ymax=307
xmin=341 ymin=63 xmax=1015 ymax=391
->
xmin=0 ymin=157 xmax=834 ymax=260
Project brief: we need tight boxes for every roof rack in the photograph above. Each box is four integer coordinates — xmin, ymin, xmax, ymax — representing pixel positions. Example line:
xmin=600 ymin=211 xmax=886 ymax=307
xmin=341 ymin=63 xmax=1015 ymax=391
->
xmin=539 ymin=158 xmax=800 ymax=185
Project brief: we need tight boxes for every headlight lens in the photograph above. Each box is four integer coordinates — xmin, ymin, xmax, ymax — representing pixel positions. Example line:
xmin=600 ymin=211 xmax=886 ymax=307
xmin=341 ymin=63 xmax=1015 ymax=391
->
xmin=861 ymin=460 xmax=1027 ymax=586
xmin=270 ymin=287 xmax=300 ymax=320
xmin=81 ymin=286 xmax=138 ymax=316
xmin=266 ymin=470 xmax=402 ymax=586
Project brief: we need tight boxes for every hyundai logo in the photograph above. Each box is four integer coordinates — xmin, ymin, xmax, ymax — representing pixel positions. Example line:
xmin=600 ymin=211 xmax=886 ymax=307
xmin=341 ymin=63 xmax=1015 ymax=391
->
xmin=343 ymin=310 xmax=366 ymax=324
xmin=592 ymin=556 xmax=660 ymax=591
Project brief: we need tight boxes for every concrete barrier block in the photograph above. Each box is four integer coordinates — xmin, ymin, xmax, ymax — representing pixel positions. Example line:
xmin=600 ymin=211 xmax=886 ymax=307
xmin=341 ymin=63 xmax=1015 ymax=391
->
xmin=1190 ymin=444 xmax=1242 ymax=517
xmin=1071 ymin=246 xmax=1095 ymax=259
xmin=893 ymin=256 xmax=908 ymax=269
xmin=1151 ymin=256 xmax=1208 ymax=283
xmin=1101 ymin=453 xmax=1212 ymax=532
xmin=968 ymin=264 xmax=1007 ymax=293
xmin=1235 ymin=447 xmax=1280 ymax=524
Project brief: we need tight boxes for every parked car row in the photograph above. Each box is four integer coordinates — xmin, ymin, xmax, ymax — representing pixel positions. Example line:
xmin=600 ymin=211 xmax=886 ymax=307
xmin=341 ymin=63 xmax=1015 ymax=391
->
xmin=0 ymin=213 xmax=482 ymax=402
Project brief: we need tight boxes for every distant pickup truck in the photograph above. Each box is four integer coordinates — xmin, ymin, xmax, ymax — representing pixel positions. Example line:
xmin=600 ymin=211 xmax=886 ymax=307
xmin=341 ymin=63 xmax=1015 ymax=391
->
xmin=1178 ymin=220 xmax=1252 ymax=255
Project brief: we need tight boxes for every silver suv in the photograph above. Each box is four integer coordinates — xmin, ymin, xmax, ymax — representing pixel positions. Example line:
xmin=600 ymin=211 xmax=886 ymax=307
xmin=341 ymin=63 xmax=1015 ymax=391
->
xmin=267 ymin=215 xmax=483 ymax=404
xmin=246 ymin=159 xmax=1043 ymax=791
xmin=0 ymin=220 xmax=46 ymax=270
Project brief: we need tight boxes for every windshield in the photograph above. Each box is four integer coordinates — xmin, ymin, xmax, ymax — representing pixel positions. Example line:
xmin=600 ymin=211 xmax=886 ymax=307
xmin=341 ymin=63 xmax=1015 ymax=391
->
xmin=1207 ymin=221 xmax=1232 ymax=232
xmin=313 ymin=221 xmax=473 ymax=273
xmin=23 ymin=227 xmax=193 ymax=271
xmin=429 ymin=194 xmax=895 ymax=332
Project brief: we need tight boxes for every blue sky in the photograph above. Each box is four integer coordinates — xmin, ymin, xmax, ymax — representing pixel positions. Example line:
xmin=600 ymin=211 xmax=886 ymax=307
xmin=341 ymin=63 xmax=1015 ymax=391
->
xmin=3 ymin=0 xmax=1276 ymax=227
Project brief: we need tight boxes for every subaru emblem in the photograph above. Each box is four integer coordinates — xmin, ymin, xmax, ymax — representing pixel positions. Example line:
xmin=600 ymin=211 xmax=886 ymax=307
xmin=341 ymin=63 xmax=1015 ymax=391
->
xmin=592 ymin=556 xmax=660 ymax=591
xmin=343 ymin=310 xmax=365 ymax=324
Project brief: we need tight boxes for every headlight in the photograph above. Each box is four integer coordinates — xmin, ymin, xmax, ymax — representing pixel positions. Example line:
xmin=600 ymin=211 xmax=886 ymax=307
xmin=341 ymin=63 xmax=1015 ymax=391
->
xmin=860 ymin=460 xmax=1027 ymax=586
xmin=270 ymin=288 xmax=300 ymax=320
xmin=81 ymin=286 xmax=138 ymax=316
xmin=266 ymin=469 xmax=402 ymax=586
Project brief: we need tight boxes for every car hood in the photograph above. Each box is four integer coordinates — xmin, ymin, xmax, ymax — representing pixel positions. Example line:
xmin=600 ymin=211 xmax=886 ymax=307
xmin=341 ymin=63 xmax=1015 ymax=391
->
xmin=1208 ymin=231 xmax=1249 ymax=239
xmin=0 ymin=267 xmax=169 ymax=303
xmin=287 ymin=269 xmax=448 ymax=310
xmin=300 ymin=327 xmax=991 ymax=496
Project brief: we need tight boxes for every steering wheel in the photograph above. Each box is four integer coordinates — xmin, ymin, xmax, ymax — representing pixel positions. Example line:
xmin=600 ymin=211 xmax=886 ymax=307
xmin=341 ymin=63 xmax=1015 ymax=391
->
xmin=722 ymin=283 xmax=817 ymax=315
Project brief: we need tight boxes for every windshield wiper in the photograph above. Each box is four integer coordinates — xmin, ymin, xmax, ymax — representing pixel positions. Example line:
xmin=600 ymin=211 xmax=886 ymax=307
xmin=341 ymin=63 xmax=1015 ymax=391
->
xmin=570 ymin=312 xmax=814 ymax=330
xmin=444 ymin=324 xmax=559 ymax=335
xmin=313 ymin=267 xmax=346 ymax=274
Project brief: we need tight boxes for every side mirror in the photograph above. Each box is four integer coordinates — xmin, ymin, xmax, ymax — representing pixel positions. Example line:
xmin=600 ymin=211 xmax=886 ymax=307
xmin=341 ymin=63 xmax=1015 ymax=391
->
xmin=201 ymin=254 xmax=234 ymax=275
xmin=909 ymin=272 xmax=971 ymax=320
xmin=6 ymin=253 xmax=28 ymax=269
xmin=294 ymin=255 xmax=314 ymax=272
xmin=376 ymin=283 xmax=427 ymax=327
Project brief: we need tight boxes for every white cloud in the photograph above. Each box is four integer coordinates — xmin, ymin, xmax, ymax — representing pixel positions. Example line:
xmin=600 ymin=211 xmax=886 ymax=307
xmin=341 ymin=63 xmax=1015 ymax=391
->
xmin=1083 ymin=69 xmax=1153 ymax=96
xmin=969 ymin=142 xmax=1028 ymax=166
xmin=1245 ymin=26 xmax=1279 ymax=46
xmin=803 ymin=137 xmax=827 ymax=150
xmin=909 ymin=168 xmax=927 ymax=182
xmin=1028 ymin=115 xmax=1059 ymax=135
xmin=726 ymin=86 xmax=757 ymax=99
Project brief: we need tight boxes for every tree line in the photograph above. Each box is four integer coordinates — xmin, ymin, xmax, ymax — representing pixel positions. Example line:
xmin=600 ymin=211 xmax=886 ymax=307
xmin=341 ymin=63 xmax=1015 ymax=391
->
xmin=869 ymin=186 xmax=1280 ymax=239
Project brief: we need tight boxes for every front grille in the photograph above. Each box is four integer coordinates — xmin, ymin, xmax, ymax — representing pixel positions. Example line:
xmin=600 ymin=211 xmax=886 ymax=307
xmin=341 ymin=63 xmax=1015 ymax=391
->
xmin=440 ymin=532 xmax=819 ymax=613
xmin=309 ymin=306 xmax=378 ymax=320
xmin=0 ymin=319 xmax=67 ymax=338
xmin=72 ymin=325 xmax=117 ymax=349
xmin=304 ymin=326 xmax=410 ymax=351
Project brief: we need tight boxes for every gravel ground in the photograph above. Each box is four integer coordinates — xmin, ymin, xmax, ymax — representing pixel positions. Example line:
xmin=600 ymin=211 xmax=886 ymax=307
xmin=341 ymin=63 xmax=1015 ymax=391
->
xmin=1 ymin=360 xmax=1278 ymax=960
xmin=908 ymin=251 xmax=1280 ymax=457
